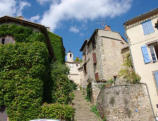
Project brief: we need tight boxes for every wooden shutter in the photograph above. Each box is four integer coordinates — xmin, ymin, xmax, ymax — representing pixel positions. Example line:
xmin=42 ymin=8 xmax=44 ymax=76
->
xmin=93 ymin=53 xmax=97 ymax=64
xmin=95 ymin=73 xmax=99 ymax=81
xmin=142 ymin=20 xmax=154 ymax=35
xmin=141 ymin=45 xmax=151 ymax=64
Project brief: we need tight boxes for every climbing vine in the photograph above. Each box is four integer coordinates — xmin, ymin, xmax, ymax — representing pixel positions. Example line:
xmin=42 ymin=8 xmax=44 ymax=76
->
xmin=0 ymin=23 xmax=74 ymax=121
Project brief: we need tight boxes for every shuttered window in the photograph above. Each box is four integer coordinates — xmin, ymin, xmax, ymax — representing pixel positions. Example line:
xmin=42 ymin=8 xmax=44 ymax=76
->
xmin=142 ymin=20 xmax=154 ymax=35
xmin=154 ymin=71 xmax=158 ymax=89
xmin=141 ymin=45 xmax=151 ymax=64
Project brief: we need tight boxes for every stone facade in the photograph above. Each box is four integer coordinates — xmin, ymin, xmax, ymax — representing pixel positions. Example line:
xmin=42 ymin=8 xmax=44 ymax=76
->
xmin=80 ymin=27 xmax=128 ymax=102
xmin=97 ymin=84 xmax=155 ymax=121
xmin=0 ymin=36 xmax=15 ymax=44
xmin=66 ymin=51 xmax=82 ymax=87
xmin=124 ymin=8 xmax=158 ymax=114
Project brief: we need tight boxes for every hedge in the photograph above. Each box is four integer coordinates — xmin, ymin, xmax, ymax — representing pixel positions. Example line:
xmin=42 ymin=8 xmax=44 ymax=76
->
xmin=0 ymin=23 xmax=74 ymax=121
xmin=0 ymin=42 xmax=49 ymax=121
xmin=39 ymin=103 xmax=75 ymax=121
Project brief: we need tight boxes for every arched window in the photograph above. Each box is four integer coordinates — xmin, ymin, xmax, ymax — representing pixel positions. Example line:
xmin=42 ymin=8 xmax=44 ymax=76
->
xmin=70 ymin=53 xmax=72 ymax=57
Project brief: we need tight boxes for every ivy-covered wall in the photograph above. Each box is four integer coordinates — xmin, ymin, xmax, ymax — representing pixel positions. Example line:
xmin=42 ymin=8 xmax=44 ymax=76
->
xmin=0 ymin=42 xmax=49 ymax=121
xmin=48 ymin=31 xmax=65 ymax=63
xmin=0 ymin=23 xmax=74 ymax=121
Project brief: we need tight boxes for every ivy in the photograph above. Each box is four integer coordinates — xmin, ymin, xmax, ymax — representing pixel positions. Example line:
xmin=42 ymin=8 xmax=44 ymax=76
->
xmin=48 ymin=32 xmax=65 ymax=63
xmin=0 ymin=23 xmax=74 ymax=121
xmin=0 ymin=24 xmax=45 ymax=43
xmin=0 ymin=42 xmax=49 ymax=121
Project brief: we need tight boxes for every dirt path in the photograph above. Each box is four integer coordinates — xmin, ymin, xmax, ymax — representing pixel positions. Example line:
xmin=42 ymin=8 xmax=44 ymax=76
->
xmin=73 ymin=90 xmax=102 ymax=121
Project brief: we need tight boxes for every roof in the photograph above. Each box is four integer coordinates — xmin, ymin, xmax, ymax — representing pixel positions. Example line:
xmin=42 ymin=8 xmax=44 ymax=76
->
xmin=80 ymin=29 xmax=127 ymax=52
xmin=0 ymin=16 xmax=55 ymax=60
xmin=124 ymin=8 xmax=158 ymax=26
xmin=80 ymin=40 xmax=88 ymax=51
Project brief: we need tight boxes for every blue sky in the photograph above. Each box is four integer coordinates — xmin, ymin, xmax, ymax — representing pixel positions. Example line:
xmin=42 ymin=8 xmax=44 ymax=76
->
xmin=0 ymin=0 xmax=158 ymax=59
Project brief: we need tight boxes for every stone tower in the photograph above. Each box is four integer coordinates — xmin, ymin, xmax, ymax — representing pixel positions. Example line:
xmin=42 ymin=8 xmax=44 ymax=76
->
xmin=67 ymin=51 xmax=74 ymax=62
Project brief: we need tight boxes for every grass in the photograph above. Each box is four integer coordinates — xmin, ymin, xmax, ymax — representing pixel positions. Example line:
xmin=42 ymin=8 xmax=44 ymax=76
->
xmin=90 ymin=105 xmax=107 ymax=121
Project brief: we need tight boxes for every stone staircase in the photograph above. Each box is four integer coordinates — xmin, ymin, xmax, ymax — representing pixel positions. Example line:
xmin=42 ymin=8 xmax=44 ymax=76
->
xmin=73 ymin=90 xmax=102 ymax=121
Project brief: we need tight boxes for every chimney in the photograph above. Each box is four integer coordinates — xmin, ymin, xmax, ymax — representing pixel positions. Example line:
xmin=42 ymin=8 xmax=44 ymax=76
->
xmin=104 ymin=25 xmax=111 ymax=31
xmin=17 ymin=16 xmax=24 ymax=20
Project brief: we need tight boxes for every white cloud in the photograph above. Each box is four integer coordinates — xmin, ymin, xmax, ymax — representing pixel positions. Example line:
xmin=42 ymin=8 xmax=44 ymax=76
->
xmin=0 ymin=0 xmax=31 ymax=17
xmin=17 ymin=1 xmax=31 ymax=16
xmin=40 ymin=0 xmax=132 ymax=31
xmin=69 ymin=26 xmax=79 ymax=33
xmin=30 ymin=15 xmax=40 ymax=22
xmin=0 ymin=0 xmax=16 ymax=16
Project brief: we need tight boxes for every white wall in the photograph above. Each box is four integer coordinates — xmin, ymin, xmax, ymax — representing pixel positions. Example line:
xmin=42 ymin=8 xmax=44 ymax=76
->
xmin=126 ymin=14 xmax=158 ymax=114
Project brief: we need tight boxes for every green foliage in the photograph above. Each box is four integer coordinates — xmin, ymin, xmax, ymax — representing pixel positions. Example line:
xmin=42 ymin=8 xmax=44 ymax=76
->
xmin=0 ymin=42 xmax=49 ymax=121
xmin=90 ymin=105 xmax=100 ymax=117
xmin=75 ymin=57 xmax=82 ymax=62
xmin=119 ymin=53 xmax=141 ymax=84
xmin=90 ymin=105 xmax=106 ymax=121
xmin=48 ymin=31 xmax=65 ymax=63
xmin=0 ymin=24 xmax=45 ymax=43
xmin=86 ymin=82 xmax=92 ymax=102
xmin=50 ymin=62 xmax=75 ymax=104
xmin=39 ymin=103 xmax=75 ymax=121
xmin=0 ymin=23 xmax=72 ymax=121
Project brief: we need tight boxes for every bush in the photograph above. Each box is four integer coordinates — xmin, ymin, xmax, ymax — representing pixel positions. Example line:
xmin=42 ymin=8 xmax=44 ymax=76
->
xmin=50 ymin=62 xmax=75 ymax=104
xmin=86 ymin=82 xmax=92 ymax=102
xmin=39 ymin=103 xmax=75 ymax=121
xmin=119 ymin=53 xmax=141 ymax=84
xmin=0 ymin=42 xmax=49 ymax=121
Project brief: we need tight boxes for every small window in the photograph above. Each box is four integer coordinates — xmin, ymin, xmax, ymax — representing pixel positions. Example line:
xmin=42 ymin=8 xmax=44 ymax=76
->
xmin=142 ymin=20 xmax=154 ymax=35
xmin=70 ymin=54 xmax=72 ymax=57
xmin=2 ymin=38 xmax=5 ymax=44
xmin=149 ymin=42 xmax=158 ymax=62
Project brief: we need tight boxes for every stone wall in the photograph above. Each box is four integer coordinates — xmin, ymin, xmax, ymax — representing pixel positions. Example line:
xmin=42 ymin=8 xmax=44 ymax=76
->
xmin=97 ymin=84 xmax=155 ymax=121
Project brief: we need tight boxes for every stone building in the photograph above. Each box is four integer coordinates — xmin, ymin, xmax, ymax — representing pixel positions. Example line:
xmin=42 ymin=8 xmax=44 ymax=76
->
xmin=124 ymin=8 xmax=158 ymax=115
xmin=80 ymin=25 xmax=127 ymax=102
xmin=66 ymin=51 xmax=82 ymax=87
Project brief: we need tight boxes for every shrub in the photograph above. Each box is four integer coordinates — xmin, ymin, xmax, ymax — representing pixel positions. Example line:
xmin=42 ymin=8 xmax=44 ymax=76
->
xmin=39 ymin=103 xmax=75 ymax=121
xmin=86 ymin=82 xmax=92 ymax=102
xmin=119 ymin=53 xmax=141 ymax=84
xmin=50 ymin=62 xmax=75 ymax=104
xmin=0 ymin=42 xmax=49 ymax=121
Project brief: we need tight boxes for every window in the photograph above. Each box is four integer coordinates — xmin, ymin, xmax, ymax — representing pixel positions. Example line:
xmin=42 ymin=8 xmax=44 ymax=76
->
xmin=142 ymin=20 xmax=154 ymax=35
xmin=149 ymin=42 xmax=158 ymax=62
xmin=2 ymin=38 xmax=5 ymax=44
xmin=154 ymin=71 xmax=158 ymax=90
xmin=70 ymin=53 xmax=72 ymax=57
xmin=141 ymin=45 xmax=151 ymax=64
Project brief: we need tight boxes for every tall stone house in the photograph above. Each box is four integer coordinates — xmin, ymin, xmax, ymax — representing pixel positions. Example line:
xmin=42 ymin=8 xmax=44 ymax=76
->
xmin=65 ymin=51 xmax=82 ymax=87
xmin=80 ymin=26 xmax=127 ymax=102
xmin=124 ymin=8 xmax=158 ymax=115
